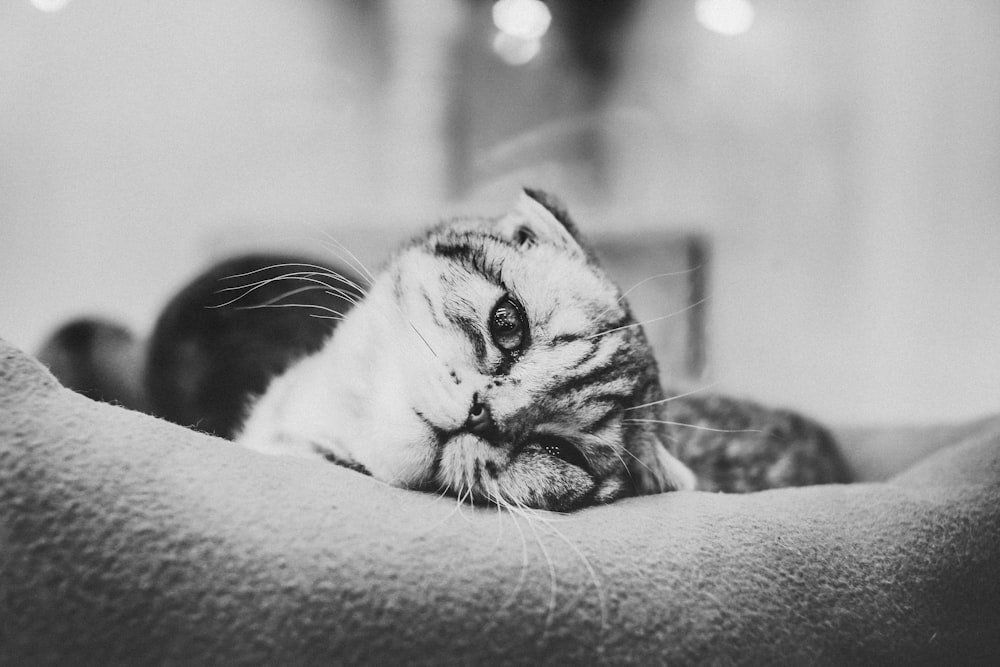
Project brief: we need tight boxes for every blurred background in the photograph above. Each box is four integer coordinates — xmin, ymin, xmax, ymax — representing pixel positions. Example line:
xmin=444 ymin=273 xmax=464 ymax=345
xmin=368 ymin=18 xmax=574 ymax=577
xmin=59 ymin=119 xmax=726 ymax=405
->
xmin=1 ymin=0 xmax=997 ymax=426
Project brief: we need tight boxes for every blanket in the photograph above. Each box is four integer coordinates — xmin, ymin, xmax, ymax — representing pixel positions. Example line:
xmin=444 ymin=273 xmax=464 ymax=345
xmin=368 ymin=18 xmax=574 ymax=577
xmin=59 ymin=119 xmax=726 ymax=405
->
xmin=1 ymin=336 xmax=998 ymax=665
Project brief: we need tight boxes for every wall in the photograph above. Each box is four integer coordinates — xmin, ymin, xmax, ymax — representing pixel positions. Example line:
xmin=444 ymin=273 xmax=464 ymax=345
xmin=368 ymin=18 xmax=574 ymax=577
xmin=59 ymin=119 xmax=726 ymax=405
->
xmin=612 ymin=0 xmax=1000 ymax=424
xmin=0 ymin=0 xmax=426 ymax=348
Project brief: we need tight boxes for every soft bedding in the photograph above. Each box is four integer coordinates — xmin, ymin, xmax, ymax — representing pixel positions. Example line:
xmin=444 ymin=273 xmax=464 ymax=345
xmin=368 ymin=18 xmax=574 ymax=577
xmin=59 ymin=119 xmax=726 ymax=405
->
xmin=1 ymin=336 xmax=998 ymax=665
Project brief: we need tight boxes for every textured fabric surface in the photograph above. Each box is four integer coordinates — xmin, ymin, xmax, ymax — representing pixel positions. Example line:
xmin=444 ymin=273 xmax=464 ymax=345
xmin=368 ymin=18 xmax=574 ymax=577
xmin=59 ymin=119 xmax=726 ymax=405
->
xmin=1 ymin=336 xmax=998 ymax=665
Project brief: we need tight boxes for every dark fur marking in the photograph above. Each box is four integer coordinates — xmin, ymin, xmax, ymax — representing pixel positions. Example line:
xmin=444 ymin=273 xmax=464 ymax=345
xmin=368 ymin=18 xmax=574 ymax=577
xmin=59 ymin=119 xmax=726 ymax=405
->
xmin=587 ymin=405 xmax=623 ymax=433
xmin=548 ymin=346 xmax=639 ymax=399
xmin=433 ymin=242 xmax=504 ymax=286
xmin=313 ymin=442 xmax=372 ymax=476
xmin=444 ymin=310 xmax=487 ymax=361
xmin=420 ymin=287 xmax=445 ymax=328
xmin=551 ymin=332 xmax=588 ymax=345
xmin=323 ymin=454 xmax=372 ymax=477
xmin=590 ymin=313 xmax=632 ymax=338
xmin=564 ymin=338 xmax=602 ymax=369
xmin=414 ymin=409 xmax=450 ymax=445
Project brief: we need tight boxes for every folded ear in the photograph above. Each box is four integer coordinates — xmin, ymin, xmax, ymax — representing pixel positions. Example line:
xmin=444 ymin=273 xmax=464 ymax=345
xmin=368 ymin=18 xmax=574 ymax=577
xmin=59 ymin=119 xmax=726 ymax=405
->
xmin=496 ymin=188 xmax=587 ymax=256
xmin=629 ymin=439 xmax=698 ymax=494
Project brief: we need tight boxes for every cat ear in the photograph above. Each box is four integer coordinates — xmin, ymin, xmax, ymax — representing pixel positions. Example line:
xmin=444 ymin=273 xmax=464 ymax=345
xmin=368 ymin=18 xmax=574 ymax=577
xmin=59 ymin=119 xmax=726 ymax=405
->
xmin=497 ymin=189 xmax=587 ymax=256
xmin=629 ymin=440 xmax=698 ymax=494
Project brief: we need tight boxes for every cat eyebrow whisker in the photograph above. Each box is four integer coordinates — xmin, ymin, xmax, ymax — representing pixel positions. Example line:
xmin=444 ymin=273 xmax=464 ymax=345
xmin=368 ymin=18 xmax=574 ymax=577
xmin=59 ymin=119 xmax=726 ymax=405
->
xmin=225 ymin=272 xmax=365 ymax=298
xmin=622 ymin=418 xmax=762 ymax=435
xmin=211 ymin=270 xmax=367 ymax=309
xmin=624 ymin=382 xmax=720 ymax=411
xmin=585 ymin=294 xmax=710 ymax=340
xmin=232 ymin=283 xmax=361 ymax=310
xmin=219 ymin=263 xmax=369 ymax=296
xmin=314 ymin=232 xmax=378 ymax=288
xmin=233 ymin=303 xmax=349 ymax=320
xmin=260 ymin=227 xmax=377 ymax=289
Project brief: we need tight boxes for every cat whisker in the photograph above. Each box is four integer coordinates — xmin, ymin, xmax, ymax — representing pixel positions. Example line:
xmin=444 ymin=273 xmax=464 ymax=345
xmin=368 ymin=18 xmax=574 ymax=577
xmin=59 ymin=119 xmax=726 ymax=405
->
xmin=499 ymin=495 xmax=607 ymax=649
xmin=616 ymin=445 xmax=656 ymax=476
xmin=586 ymin=294 xmax=710 ymax=340
xmin=581 ymin=266 xmax=703 ymax=334
xmin=408 ymin=485 xmax=472 ymax=538
xmin=455 ymin=483 xmax=478 ymax=519
xmin=508 ymin=495 xmax=560 ymax=645
xmin=477 ymin=489 xmax=533 ymax=636
xmin=406 ymin=321 xmax=440 ymax=359
xmin=530 ymin=506 xmax=608 ymax=648
xmin=618 ymin=266 xmax=703 ymax=301
xmin=623 ymin=418 xmax=762 ymax=435
xmin=624 ymin=382 xmax=720 ymax=411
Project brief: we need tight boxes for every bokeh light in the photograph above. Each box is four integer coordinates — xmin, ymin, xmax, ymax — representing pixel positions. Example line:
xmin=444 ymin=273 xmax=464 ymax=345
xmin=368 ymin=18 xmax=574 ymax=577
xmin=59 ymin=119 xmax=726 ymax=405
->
xmin=492 ymin=0 xmax=552 ymax=41
xmin=30 ymin=0 xmax=72 ymax=12
xmin=492 ymin=32 xmax=542 ymax=66
xmin=695 ymin=0 xmax=755 ymax=36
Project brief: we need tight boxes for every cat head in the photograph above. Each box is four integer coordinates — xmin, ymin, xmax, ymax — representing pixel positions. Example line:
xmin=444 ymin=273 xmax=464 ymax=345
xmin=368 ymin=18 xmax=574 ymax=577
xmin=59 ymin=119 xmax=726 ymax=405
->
xmin=311 ymin=189 xmax=695 ymax=511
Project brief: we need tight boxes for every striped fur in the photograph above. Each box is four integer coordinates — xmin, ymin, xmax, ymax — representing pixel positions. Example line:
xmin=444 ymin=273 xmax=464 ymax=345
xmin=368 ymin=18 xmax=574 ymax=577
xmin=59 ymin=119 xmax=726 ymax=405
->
xmin=237 ymin=190 xmax=695 ymax=511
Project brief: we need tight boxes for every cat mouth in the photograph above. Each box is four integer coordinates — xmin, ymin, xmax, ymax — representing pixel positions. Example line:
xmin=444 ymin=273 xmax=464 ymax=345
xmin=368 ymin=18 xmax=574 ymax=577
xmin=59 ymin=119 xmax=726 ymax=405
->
xmin=413 ymin=409 xmax=596 ymax=509
xmin=437 ymin=425 xmax=593 ymax=478
xmin=433 ymin=432 xmax=598 ymax=511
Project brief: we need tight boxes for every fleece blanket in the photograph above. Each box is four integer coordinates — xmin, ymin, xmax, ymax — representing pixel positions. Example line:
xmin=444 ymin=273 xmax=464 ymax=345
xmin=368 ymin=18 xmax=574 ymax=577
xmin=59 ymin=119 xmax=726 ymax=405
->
xmin=1 ymin=337 xmax=998 ymax=666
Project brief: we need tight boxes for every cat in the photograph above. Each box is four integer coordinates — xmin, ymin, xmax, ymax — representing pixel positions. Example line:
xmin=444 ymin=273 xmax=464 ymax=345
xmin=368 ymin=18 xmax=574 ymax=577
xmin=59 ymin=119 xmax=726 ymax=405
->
xmin=37 ymin=189 xmax=849 ymax=511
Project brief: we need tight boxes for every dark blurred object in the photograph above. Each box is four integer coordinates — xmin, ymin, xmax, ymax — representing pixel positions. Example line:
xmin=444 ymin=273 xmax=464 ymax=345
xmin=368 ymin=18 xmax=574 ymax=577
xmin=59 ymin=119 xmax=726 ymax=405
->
xmin=36 ymin=317 xmax=147 ymax=411
xmin=146 ymin=254 xmax=365 ymax=439
xmin=549 ymin=0 xmax=639 ymax=80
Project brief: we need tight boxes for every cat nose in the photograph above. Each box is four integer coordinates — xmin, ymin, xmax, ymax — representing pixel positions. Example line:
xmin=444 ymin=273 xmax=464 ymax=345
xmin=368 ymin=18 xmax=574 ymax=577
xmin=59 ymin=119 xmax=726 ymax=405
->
xmin=466 ymin=394 xmax=495 ymax=436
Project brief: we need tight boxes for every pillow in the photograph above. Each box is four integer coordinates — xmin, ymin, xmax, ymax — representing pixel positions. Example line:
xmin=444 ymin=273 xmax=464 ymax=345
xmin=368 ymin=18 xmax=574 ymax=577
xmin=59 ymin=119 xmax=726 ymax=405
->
xmin=1 ymin=337 xmax=997 ymax=664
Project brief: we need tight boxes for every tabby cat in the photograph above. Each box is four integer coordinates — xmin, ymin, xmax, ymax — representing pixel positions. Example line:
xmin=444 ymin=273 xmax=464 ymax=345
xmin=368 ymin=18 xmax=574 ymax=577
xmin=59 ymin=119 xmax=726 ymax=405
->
xmin=38 ymin=190 xmax=849 ymax=511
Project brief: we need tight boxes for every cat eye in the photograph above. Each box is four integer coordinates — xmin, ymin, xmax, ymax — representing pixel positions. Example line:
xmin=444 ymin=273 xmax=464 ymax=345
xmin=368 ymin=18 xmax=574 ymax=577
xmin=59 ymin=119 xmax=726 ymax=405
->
xmin=489 ymin=296 xmax=526 ymax=353
xmin=537 ymin=435 xmax=591 ymax=474
xmin=514 ymin=226 xmax=535 ymax=245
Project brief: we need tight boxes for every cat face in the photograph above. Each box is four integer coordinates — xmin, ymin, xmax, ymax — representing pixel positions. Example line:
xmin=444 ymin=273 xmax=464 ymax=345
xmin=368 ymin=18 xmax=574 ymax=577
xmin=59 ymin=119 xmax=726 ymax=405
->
xmin=240 ymin=190 xmax=695 ymax=511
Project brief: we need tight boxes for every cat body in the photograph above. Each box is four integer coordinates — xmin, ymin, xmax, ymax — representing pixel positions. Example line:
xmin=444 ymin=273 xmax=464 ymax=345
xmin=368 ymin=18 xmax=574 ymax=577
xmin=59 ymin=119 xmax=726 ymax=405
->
xmin=38 ymin=190 xmax=849 ymax=510
xmin=236 ymin=191 xmax=697 ymax=510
